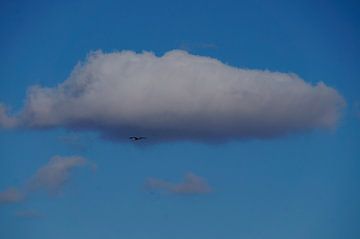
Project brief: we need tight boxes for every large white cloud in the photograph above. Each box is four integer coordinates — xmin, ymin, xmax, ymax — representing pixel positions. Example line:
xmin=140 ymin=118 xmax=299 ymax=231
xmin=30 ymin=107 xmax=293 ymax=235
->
xmin=1 ymin=50 xmax=345 ymax=141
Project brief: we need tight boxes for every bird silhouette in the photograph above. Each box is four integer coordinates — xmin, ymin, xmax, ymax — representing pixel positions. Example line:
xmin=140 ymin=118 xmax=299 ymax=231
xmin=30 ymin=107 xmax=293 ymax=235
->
xmin=129 ymin=136 xmax=147 ymax=141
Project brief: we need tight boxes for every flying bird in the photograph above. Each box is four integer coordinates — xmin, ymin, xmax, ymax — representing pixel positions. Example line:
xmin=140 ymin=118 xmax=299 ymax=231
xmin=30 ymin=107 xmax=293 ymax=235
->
xmin=129 ymin=136 xmax=147 ymax=141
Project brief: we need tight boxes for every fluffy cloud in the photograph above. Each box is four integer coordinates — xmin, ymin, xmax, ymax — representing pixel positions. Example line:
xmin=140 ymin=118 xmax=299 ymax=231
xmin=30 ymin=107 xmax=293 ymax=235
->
xmin=0 ymin=188 xmax=24 ymax=204
xmin=146 ymin=172 xmax=212 ymax=195
xmin=0 ymin=156 xmax=90 ymax=204
xmin=0 ymin=50 xmax=345 ymax=141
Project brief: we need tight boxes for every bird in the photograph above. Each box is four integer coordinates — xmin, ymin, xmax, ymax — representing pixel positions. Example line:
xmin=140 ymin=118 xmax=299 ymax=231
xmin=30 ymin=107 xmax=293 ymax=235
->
xmin=129 ymin=136 xmax=147 ymax=141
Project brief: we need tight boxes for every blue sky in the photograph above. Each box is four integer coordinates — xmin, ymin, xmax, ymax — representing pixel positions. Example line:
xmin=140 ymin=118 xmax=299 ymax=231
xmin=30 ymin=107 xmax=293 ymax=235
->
xmin=0 ymin=0 xmax=359 ymax=239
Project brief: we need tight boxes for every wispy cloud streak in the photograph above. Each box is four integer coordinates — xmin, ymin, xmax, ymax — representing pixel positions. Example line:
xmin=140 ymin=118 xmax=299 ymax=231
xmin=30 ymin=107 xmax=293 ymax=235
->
xmin=146 ymin=172 xmax=212 ymax=195
xmin=26 ymin=156 xmax=87 ymax=194
xmin=0 ymin=156 xmax=92 ymax=205
xmin=0 ymin=188 xmax=24 ymax=204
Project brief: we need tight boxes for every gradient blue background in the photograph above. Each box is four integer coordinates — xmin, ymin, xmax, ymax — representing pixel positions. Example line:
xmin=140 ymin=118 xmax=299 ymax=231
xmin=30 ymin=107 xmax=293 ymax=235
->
xmin=0 ymin=0 xmax=359 ymax=238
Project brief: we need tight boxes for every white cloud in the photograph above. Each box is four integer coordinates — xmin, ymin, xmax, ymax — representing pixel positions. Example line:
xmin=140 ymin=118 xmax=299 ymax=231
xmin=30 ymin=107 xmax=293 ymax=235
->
xmin=146 ymin=172 xmax=212 ymax=195
xmin=27 ymin=155 xmax=87 ymax=194
xmin=0 ymin=156 xmax=91 ymax=204
xmin=0 ymin=104 xmax=18 ymax=129
xmin=0 ymin=50 xmax=345 ymax=141
xmin=0 ymin=188 xmax=24 ymax=204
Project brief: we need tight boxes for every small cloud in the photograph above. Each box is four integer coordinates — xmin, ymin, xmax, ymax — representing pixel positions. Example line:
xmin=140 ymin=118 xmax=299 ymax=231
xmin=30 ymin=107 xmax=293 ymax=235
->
xmin=0 ymin=104 xmax=18 ymax=129
xmin=0 ymin=155 xmax=93 ymax=205
xmin=146 ymin=172 xmax=212 ymax=195
xmin=0 ymin=188 xmax=24 ymax=204
xmin=27 ymin=155 xmax=87 ymax=194
xmin=15 ymin=209 xmax=43 ymax=219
